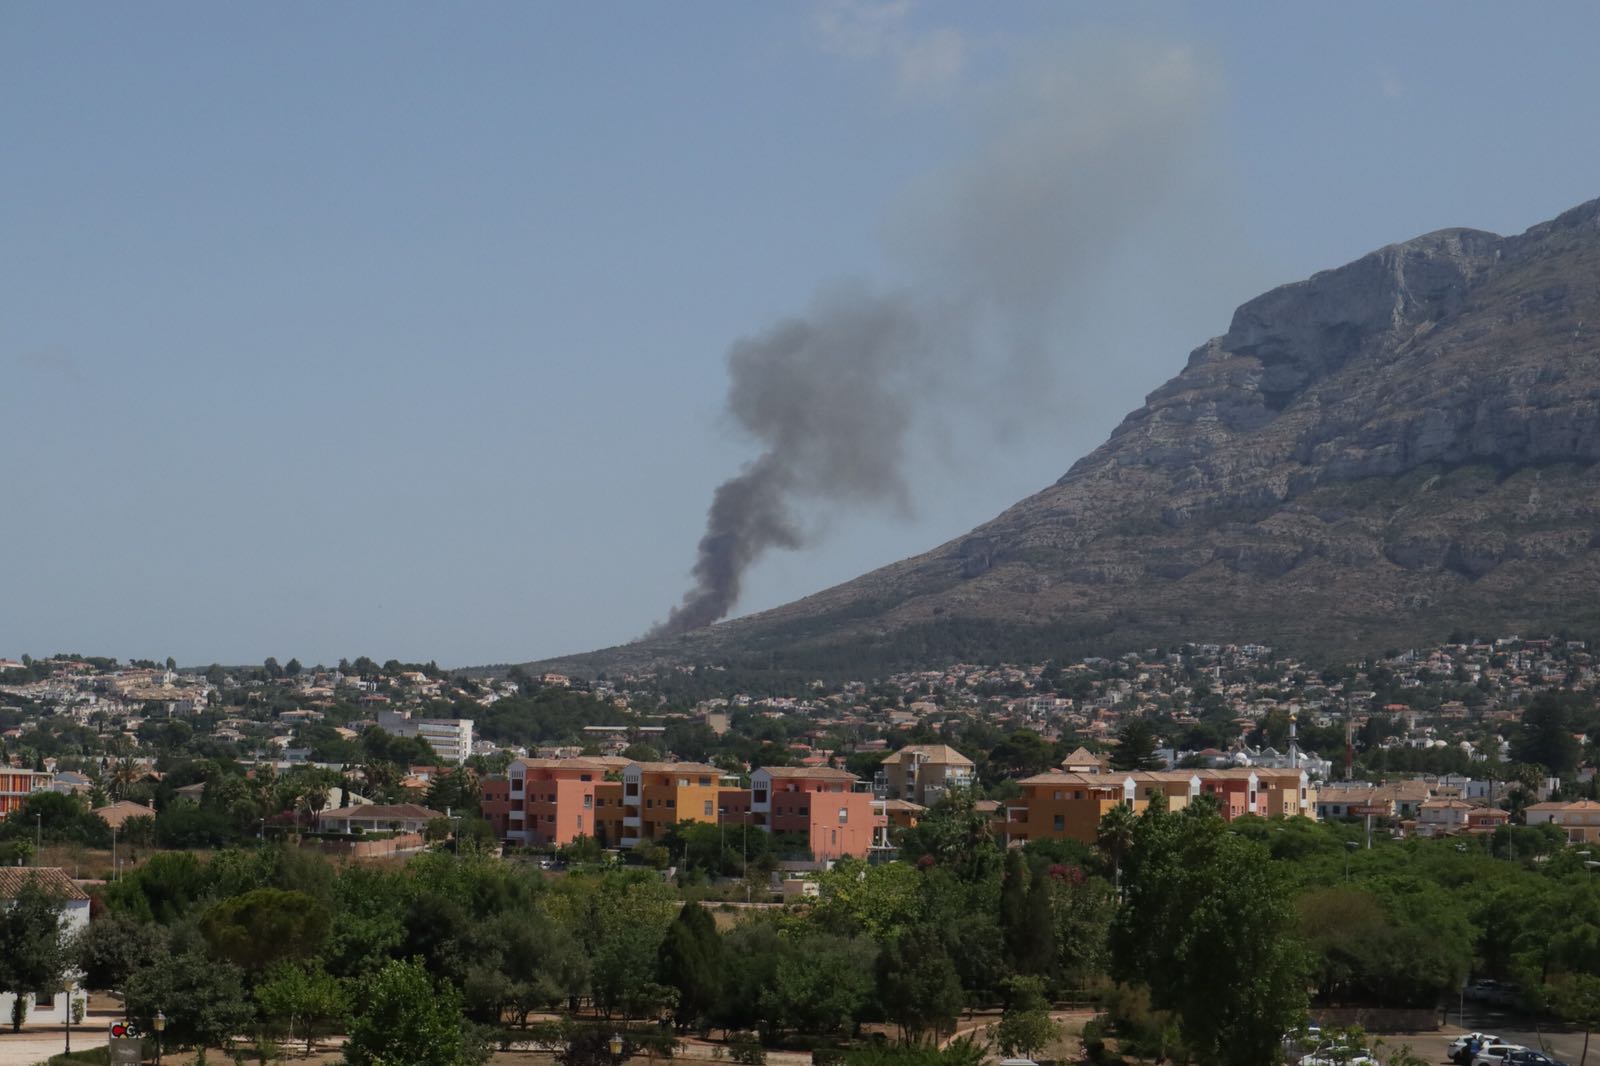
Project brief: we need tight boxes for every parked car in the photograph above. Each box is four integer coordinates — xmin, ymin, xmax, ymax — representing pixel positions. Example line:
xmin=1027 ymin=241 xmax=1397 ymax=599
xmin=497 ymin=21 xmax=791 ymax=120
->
xmin=1449 ymin=1034 xmax=1503 ymax=1064
xmin=1471 ymin=1043 xmax=1529 ymax=1066
xmin=1502 ymin=1051 xmax=1567 ymax=1066
xmin=1485 ymin=983 xmax=1521 ymax=1008
xmin=1299 ymin=1046 xmax=1377 ymax=1066
xmin=1282 ymin=1022 xmax=1324 ymax=1059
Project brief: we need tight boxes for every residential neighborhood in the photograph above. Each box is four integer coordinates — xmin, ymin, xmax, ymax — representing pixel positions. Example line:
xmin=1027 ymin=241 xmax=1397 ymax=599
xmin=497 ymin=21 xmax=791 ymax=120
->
xmin=1 ymin=634 xmax=1598 ymax=1066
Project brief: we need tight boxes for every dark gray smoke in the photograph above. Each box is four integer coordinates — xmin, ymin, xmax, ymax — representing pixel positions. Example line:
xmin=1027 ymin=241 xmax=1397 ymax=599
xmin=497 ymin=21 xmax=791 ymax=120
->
xmin=654 ymin=36 xmax=1222 ymax=637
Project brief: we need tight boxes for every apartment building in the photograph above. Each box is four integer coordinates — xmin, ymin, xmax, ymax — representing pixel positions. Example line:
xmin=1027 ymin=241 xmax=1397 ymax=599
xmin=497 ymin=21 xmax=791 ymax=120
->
xmin=1004 ymin=767 xmax=1315 ymax=845
xmin=1524 ymin=798 xmax=1600 ymax=844
xmin=1006 ymin=770 xmax=1132 ymax=844
xmin=750 ymin=766 xmax=879 ymax=861
xmin=1193 ymin=769 xmax=1272 ymax=820
xmin=480 ymin=756 xmax=629 ymax=847
xmin=619 ymin=762 xmax=722 ymax=848
xmin=1255 ymin=768 xmax=1316 ymax=818
xmin=878 ymin=744 xmax=974 ymax=806
xmin=376 ymin=709 xmax=474 ymax=765
xmin=0 ymin=767 xmax=52 ymax=820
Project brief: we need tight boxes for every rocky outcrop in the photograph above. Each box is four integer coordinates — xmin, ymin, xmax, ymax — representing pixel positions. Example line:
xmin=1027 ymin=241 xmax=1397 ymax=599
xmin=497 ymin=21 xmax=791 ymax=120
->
xmin=532 ymin=197 xmax=1600 ymax=676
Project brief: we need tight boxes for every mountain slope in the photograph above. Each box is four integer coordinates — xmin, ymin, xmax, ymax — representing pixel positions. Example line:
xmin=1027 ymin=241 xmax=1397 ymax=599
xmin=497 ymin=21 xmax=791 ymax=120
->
xmin=535 ymin=197 xmax=1600 ymax=676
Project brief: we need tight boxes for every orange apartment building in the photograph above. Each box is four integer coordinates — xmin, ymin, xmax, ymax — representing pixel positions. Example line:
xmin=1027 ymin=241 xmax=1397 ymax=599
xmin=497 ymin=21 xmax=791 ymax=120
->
xmin=620 ymin=762 xmax=723 ymax=848
xmin=1255 ymin=768 xmax=1316 ymax=818
xmin=0 ymin=768 xmax=52 ymax=821
xmin=1005 ymin=767 xmax=1315 ymax=845
xmin=482 ymin=759 xmax=888 ymax=860
xmin=750 ymin=767 xmax=880 ymax=860
xmin=1006 ymin=770 xmax=1133 ymax=844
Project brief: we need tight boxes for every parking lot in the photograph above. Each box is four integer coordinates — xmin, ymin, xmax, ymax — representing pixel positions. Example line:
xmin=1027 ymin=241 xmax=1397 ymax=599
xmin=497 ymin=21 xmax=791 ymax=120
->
xmin=1383 ymin=1004 xmax=1588 ymax=1066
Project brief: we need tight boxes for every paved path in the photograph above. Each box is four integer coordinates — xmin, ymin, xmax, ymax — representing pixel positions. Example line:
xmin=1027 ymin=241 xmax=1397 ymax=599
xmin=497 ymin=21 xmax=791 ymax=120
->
xmin=0 ymin=1026 xmax=109 ymax=1066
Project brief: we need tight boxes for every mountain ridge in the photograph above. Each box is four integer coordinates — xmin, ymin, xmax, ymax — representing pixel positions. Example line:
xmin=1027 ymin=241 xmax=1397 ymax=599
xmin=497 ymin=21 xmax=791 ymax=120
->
xmin=527 ymin=197 xmax=1600 ymax=677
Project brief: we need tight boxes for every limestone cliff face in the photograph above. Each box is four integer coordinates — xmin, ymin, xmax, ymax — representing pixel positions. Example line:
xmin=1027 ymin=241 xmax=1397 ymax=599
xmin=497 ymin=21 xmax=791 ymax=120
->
xmin=538 ymin=198 xmax=1600 ymax=674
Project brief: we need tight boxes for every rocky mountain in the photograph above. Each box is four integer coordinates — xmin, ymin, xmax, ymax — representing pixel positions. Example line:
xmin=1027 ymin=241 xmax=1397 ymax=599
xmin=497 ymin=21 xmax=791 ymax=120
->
xmin=536 ymin=197 xmax=1600 ymax=676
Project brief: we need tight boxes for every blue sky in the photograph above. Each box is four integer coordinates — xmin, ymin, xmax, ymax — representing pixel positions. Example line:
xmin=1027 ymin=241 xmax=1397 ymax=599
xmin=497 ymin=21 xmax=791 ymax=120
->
xmin=4 ymin=3 xmax=1599 ymax=667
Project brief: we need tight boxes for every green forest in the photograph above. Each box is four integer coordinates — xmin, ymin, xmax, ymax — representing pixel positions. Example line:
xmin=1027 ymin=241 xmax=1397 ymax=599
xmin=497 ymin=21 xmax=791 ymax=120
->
xmin=4 ymin=793 xmax=1600 ymax=1066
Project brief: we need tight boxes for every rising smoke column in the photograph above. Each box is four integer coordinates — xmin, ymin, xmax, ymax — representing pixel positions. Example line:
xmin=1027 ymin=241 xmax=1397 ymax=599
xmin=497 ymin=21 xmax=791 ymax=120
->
xmin=654 ymin=291 xmax=926 ymax=634
xmin=654 ymin=37 xmax=1223 ymax=636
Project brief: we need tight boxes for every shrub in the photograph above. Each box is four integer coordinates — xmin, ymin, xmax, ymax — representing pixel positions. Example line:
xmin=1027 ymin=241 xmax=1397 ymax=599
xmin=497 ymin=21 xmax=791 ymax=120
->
xmin=729 ymin=1034 xmax=767 ymax=1065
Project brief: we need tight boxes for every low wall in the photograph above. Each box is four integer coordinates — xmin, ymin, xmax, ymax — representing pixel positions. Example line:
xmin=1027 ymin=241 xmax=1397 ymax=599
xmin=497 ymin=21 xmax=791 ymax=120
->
xmin=1314 ymin=1007 xmax=1441 ymax=1033
xmin=305 ymin=831 xmax=426 ymax=859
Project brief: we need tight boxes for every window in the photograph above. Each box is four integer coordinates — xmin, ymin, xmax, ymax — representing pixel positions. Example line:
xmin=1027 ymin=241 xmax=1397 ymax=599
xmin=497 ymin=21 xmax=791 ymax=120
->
xmin=704 ymin=800 xmax=713 ymax=816
xmin=753 ymin=789 xmax=768 ymax=804
xmin=666 ymin=799 xmax=676 ymax=809
xmin=678 ymin=778 xmax=689 ymax=787
xmin=577 ymin=815 xmax=584 ymax=830
xmin=583 ymin=795 xmax=593 ymax=809
xmin=1053 ymin=790 xmax=1063 ymax=800
xmin=646 ymin=799 xmax=654 ymax=809
xmin=838 ymin=807 xmax=848 ymax=824
xmin=1073 ymin=791 xmax=1084 ymax=800
xmin=699 ymin=777 xmax=711 ymax=786
xmin=580 ymin=774 xmax=593 ymax=782
xmin=1053 ymin=815 xmax=1065 ymax=831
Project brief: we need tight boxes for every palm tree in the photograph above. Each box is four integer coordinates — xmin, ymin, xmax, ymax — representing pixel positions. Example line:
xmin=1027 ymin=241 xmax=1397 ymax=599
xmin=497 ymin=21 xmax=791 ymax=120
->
xmin=109 ymin=756 xmax=141 ymax=801
xmin=1097 ymin=803 xmax=1137 ymax=894
xmin=362 ymin=760 xmax=400 ymax=803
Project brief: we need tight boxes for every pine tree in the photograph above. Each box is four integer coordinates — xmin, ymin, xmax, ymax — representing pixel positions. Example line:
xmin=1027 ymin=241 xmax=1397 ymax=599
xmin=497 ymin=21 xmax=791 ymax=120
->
xmin=1016 ymin=863 xmax=1056 ymax=978
xmin=877 ymin=926 xmax=964 ymax=1046
xmin=657 ymin=902 xmax=722 ymax=1031
xmin=999 ymin=848 xmax=1029 ymax=965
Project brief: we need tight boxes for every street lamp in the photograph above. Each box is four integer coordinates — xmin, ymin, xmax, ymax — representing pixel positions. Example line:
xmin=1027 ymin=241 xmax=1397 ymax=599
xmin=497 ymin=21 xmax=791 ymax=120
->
xmin=36 ymin=813 xmax=42 ymax=861
xmin=608 ymin=1033 xmax=625 ymax=1062
xmin=153 ymin=1010 xmax=166 ymax=1066
xmin=64 ymin=993 xmax=83 ymax=1054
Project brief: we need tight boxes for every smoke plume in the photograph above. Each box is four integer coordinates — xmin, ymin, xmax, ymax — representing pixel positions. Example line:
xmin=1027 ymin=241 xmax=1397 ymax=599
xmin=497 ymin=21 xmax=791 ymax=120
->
xmin=654 ymin=35 xmax=1222 ymax=637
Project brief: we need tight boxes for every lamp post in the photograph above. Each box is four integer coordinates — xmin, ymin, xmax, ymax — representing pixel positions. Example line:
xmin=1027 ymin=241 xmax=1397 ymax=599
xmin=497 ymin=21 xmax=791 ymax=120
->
xmin=36 ymin=813 xmax=42 ymax=862
xmin=110 ymin=824 xmax=117 ymax=881
xmin=608 ymin=1033 xmax=625 ymax=1064
xmin=64 ymin=993 xmax=82 ymax=1054
xmin=153 ymin=1010 xmax=166 ymax=1066
xmin=1344 ymin=839 xmax=1359 ymax=880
